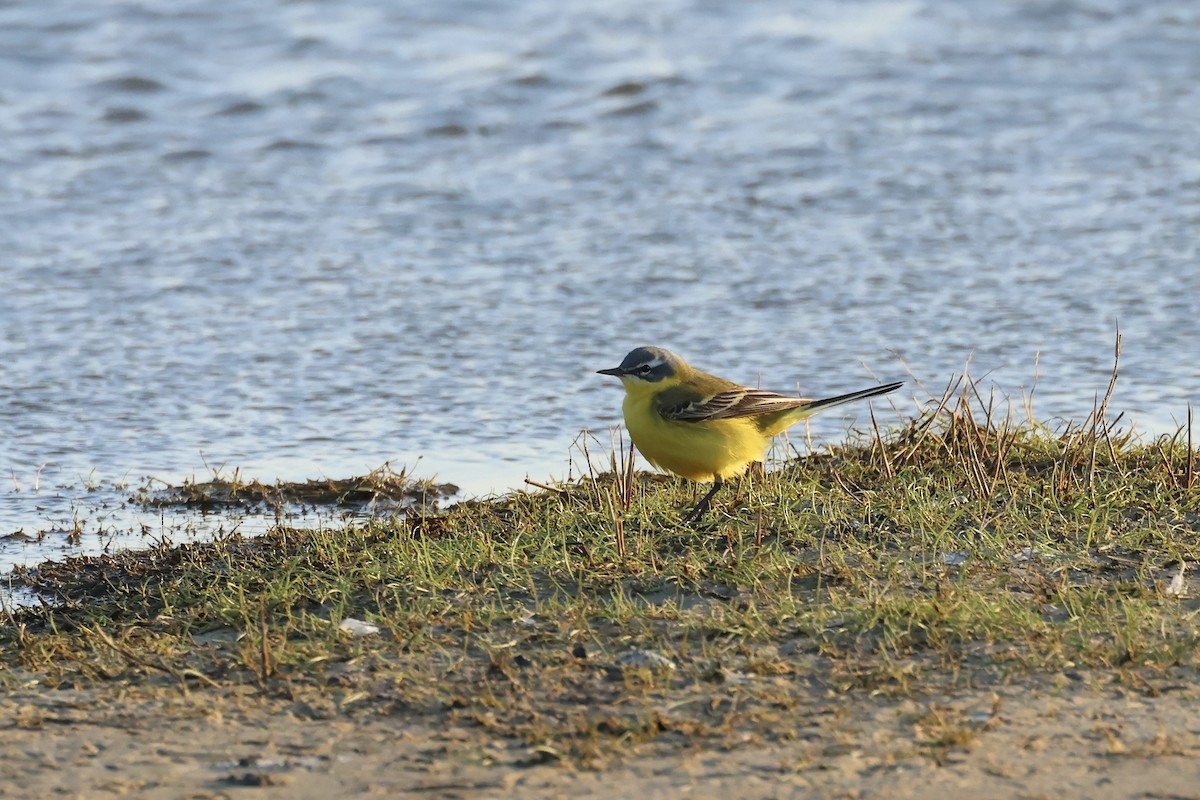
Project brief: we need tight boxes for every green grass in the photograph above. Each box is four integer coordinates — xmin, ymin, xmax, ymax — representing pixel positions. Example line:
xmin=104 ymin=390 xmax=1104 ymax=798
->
xmin=5 ymin=372 xmax=1200 ymax=763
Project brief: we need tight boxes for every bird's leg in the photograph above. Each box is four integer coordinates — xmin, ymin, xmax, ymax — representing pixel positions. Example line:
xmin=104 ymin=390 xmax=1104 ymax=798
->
xmin=683 ymin=477 xmax=724 ymax=524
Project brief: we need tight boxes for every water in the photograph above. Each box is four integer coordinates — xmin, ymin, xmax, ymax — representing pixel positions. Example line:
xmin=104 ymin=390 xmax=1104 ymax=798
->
xmin=3 ymin=0 xmax=1200 ymax=587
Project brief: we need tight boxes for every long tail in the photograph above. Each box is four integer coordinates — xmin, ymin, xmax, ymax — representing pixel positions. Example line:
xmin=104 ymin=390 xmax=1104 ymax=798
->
xmin=760 ymin=380 xmax=903 ymax=436
xmin=800 ymin=380 xmax=904 ymax=415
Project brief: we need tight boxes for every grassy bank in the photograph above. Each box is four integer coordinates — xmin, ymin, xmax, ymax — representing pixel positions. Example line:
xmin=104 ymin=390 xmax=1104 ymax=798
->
xmin=4 ymin=375 xmax=1199 ymax=764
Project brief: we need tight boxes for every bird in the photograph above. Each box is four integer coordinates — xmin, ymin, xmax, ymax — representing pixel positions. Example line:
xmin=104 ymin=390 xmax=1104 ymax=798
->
xmin=597 ymin=346 xmax=903 ymax=522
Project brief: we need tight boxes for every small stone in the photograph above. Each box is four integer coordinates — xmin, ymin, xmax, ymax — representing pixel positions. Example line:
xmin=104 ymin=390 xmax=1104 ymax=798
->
xmin=338 ymin=618 xmax=380 ymax=636
xmin=1166 ymin=563 xmax=1188 ymax=597
xmin=617 ymin=650 xmax=675 ymax=671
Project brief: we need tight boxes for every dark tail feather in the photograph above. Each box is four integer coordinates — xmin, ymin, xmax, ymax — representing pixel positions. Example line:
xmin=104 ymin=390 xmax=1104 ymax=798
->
xmin=802 ymin=381 xmax=904 ymax=414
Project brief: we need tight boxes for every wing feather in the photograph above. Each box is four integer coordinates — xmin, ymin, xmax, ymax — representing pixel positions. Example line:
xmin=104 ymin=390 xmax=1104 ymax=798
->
xmin=660 ymin=387 xmax=809 ymax=422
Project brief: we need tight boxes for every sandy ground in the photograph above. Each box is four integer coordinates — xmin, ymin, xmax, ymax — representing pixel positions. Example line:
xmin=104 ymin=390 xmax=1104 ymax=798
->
xmin=3 ymin=678 xmax=1199 ymax=800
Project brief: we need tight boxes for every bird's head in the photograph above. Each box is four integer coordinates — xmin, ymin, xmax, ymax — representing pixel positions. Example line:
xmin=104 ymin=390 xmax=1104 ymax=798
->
xmin=597 ymin=346 xmax=686 ymax=391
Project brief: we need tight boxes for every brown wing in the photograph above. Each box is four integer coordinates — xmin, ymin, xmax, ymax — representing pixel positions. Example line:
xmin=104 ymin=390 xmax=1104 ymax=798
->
xmin=659 ymin=387 xmax=810 ymax=422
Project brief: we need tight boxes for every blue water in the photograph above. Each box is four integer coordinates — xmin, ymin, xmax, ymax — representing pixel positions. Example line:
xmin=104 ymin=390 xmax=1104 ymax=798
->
xmin=3 ymin=0 xmax=1200 ymax=588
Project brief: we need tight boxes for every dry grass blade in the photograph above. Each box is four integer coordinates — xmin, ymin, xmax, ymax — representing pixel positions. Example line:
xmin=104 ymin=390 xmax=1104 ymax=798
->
xmin=524 ymin=479 xmax=568 ymax=495
xmin=869 ymin=405 xmax=894 ymax=479
xmin=1188 ymin=404 xmax=1194 ymax=491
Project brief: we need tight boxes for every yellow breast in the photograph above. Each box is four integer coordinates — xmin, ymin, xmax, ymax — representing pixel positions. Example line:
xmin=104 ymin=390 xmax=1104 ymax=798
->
xmin=622 ymin=392 xmax=770 ymax=482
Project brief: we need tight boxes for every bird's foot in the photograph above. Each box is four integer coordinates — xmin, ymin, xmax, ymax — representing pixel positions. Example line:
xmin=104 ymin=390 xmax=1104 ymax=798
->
xmin=681 ymin=479 xmax=724 ymax=526
xmin=681 ymin=499 xmax=712 ymax=526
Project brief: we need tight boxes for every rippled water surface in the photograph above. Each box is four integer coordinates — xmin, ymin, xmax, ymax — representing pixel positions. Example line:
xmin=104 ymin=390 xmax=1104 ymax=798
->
xmin=3 ymin=0 xmax=1200 ymax=581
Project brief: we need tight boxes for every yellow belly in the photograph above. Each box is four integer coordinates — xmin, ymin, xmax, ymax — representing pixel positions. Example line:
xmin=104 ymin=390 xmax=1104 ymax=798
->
xmin=623 ymin=395 xmax=770 ymax=482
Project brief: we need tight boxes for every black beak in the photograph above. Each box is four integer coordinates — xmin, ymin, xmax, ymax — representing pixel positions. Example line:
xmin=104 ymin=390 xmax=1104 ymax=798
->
xmin=597 ymin=367 xmax=624 ymax=376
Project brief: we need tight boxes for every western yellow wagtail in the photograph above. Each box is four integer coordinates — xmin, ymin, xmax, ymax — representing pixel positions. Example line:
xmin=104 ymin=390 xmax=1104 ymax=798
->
xmin=598 ymin=346 xmax=903 ymax=522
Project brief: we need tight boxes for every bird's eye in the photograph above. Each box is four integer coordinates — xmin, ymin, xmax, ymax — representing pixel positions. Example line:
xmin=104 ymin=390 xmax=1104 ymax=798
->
xmin=637 ymin=364 xmax=652 ymax=374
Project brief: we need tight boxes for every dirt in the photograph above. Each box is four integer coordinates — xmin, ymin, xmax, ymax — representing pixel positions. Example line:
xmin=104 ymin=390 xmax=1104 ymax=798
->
xmin=130 ymin=466 xmax=458 ymax=514
xmin=3 ymin=678 xmax=1198 ymax=799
